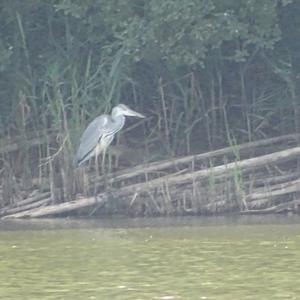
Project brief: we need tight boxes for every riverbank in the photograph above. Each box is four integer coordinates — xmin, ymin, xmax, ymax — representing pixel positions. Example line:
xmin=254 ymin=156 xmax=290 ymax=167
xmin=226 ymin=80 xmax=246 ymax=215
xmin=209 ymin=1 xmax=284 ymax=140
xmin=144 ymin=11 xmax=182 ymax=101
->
xmin=1 ymin=134 xmax=300 ymax=219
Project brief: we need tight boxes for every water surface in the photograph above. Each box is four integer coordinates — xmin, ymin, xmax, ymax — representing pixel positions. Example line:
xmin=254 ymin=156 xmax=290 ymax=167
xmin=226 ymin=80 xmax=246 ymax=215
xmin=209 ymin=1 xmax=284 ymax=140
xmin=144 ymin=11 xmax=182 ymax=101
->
xmin=0 ymin=215 xmax=299 ymax=299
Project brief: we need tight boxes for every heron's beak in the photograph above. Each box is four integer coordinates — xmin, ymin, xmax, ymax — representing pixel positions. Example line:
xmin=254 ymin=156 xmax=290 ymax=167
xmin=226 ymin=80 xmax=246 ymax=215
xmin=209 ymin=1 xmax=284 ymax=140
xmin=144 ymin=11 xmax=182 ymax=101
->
xmin=126 ymin=108 xmax=145 ymax=118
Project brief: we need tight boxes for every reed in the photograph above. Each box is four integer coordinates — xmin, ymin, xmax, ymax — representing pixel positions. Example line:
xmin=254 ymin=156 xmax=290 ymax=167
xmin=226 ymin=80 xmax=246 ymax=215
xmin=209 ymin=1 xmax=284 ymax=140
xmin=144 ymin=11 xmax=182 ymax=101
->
xmin=0 ymin=1 xmax=299 ymax=215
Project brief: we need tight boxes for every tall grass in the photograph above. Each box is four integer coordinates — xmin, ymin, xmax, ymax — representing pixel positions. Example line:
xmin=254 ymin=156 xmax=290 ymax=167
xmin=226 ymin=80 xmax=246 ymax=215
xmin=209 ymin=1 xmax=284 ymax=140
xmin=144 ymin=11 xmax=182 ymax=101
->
xmin=0 ymin=2 xmax=299 ymax=211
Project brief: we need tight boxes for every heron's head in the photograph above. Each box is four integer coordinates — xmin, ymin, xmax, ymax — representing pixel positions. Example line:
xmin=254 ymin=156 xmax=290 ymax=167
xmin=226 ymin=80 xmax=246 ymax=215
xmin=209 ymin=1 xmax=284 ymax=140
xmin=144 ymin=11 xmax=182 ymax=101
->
xmin=112 ymin=104 xmax=145 ymax=118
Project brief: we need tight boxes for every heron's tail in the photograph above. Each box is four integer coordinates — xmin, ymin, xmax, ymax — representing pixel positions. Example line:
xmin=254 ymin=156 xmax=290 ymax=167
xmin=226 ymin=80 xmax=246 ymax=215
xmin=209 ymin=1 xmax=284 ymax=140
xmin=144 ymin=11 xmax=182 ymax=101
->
xmin=73 ymin=157 xmax=80 ymax=168
xmin=73 ymin=150 xmax=94 ymax=168
xmin=73 ymin=151 xmax=84 ymax=168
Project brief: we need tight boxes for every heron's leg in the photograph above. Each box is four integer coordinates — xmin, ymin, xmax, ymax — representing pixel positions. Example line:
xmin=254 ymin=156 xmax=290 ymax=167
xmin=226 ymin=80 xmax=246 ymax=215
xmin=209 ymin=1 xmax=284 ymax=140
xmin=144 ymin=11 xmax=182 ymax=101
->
xmin=102 ymin=148 xmax=111 ymax=189
xmin=115 ymin=152 xmax=120 ymax=169
xmin=101 ymin=147 xmax=107 ymax=175
xmin=94 ymin=147 xmax=100 ymax=196
xmin=95 ymin=151 xmax=100 ymax=179
xmin=108 ymin=152 xmax=112 ymax=174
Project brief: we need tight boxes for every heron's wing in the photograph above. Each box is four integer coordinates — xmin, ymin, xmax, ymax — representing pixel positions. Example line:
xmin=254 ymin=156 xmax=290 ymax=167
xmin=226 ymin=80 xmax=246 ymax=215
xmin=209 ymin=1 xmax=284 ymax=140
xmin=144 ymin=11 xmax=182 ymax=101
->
xmin=75 ymin=115 xmax=111 ymax=166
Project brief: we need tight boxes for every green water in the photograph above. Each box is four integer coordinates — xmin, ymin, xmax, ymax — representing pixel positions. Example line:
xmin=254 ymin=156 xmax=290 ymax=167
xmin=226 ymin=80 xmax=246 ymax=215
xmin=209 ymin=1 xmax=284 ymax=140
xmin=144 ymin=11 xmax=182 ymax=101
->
xmin=0 ymin=216 xmax=300 ymax=300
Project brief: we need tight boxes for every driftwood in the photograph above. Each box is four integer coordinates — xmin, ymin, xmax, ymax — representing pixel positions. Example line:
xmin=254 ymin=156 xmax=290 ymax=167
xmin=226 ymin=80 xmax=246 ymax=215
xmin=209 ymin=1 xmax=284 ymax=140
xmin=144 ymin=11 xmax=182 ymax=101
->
xmin=242 ymin=200 xmax=300 ymax=214
xmin=249 ymin=172 xmax=299 ymax=188
xmin=101 ymin=146 xmax=300 ymax=196
xmin=0 ymin=191 xmax=51 ymax=216
xmin=2 ymin=134 xmax=300 ymax=218
xmin=0 ymin=198 xmax=51 ymax=217
xmin=90 ymin=146 xmax=300 ymax=215
xmin=246 ymin=178 xmax=300 ymax=202
xmin=10 ymin=191 xmax=51 ymax=207
xmin=2 ymin=195 xmax=106 ymax=219
xmin=99 ymin=133 xmax=300 ymax=185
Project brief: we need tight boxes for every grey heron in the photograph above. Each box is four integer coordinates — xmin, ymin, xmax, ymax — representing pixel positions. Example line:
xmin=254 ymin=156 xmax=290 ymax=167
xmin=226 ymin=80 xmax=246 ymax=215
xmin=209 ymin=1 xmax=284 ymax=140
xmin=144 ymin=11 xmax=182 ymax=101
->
xmin=74 ymin=104 xmax=145 ymax=175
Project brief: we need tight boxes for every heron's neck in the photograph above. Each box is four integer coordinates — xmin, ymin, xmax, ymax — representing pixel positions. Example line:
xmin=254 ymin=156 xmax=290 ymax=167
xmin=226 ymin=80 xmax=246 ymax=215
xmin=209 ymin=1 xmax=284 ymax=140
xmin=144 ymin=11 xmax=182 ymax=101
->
xmin=111 ymin=114 xmax=125 ymax=130
xmin=112 ymin=109 xmax=123 ymax=118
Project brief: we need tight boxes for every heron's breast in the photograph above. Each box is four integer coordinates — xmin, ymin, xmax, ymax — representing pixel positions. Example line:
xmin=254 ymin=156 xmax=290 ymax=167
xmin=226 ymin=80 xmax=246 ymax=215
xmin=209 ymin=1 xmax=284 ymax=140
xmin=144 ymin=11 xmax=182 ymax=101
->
xmin=99 ymin=133 xmax=115 ymax=147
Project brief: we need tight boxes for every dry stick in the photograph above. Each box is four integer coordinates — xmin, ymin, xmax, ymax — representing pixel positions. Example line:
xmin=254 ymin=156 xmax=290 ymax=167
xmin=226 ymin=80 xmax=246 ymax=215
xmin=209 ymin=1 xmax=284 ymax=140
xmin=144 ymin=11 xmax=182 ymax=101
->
xmin=203 ymin=199 xmax=237 ymax=213
xmin=102 ymin=133 xmax=300 ymax=184
xmin=210 ymin=75 xmax=217 ymax=147
xmin=47 ymin=142 xmax=55 ymax=204
xmin=146 ymin=190 xmax=162 ymax=214
xmin=163 ymin=181 xmax=173 ymax=213
xmin=16 ymin=12 xmax=32 ymax=78
xmin=159 ymin=77 xmax=170 ymax=151
xmin=247 ymin=197 xmax=274 ymax=210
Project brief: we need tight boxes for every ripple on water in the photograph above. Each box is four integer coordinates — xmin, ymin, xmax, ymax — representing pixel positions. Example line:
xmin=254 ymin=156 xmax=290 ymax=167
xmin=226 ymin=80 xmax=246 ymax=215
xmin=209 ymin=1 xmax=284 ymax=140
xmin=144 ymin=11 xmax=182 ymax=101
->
xmin=0 ymin=216 xmax=299 ymax=299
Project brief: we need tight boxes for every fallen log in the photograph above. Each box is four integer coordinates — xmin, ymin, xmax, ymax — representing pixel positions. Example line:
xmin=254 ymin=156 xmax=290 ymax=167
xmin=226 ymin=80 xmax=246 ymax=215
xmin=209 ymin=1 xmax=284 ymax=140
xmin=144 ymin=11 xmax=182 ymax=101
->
xmin=248 ymin=172 xmax=299 ymax=188
xmin=0 ymin=198 xmax=51 ymax=217
xmin=0 ymin=191 xmax=51 ymax=215
xmin=13 ymin=191 xmax=50 ymax=207
xmin=241 ymin=200 xmax=300 ymax=214
xmin=99 ymin=133 xmax=300 ymax=185
xmin=4 ymin=139 xmax=300 ymax=218
xmin=111 ymin=146 xmax=300 ymax=197
xmin=246 ymin=178 xmax=300 ymax=202
xmin=2 ymin=195 xmax=106 ymax=219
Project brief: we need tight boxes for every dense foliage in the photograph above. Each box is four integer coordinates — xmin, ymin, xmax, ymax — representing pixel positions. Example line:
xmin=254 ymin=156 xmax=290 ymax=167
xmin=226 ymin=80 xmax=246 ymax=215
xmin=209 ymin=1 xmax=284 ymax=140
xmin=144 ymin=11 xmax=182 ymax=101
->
xmin=0 ymin=0 xmax=299 ymax=163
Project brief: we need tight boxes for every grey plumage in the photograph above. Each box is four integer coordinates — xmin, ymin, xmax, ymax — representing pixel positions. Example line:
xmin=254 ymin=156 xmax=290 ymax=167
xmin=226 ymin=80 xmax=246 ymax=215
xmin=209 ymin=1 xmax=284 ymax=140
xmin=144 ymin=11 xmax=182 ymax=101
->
xmin=74 ymin=104 xmax=145 ymax=168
